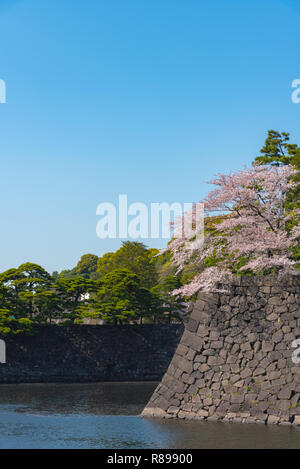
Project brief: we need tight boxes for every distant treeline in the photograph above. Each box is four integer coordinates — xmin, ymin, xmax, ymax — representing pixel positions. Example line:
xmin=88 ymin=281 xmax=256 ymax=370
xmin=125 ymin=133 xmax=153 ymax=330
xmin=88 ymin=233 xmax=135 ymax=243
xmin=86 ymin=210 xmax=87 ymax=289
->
xmin=0 ymin=241 xmax=195 ymax=335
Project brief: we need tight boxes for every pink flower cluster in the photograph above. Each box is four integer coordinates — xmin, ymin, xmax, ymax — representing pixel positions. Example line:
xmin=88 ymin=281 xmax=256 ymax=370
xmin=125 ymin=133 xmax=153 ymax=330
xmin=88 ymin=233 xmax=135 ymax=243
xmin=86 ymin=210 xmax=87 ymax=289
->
xmin=165 ymin=165 xmax=300 ymax=295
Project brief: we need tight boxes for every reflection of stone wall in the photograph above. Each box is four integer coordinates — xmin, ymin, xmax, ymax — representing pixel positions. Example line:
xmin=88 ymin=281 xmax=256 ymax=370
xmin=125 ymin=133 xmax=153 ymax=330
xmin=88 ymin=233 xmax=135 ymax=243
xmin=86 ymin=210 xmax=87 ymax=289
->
xmin=142 ymin=275 xmax=300 ymax=425
xmin=0 ymin=324 xmax=183 ymax=384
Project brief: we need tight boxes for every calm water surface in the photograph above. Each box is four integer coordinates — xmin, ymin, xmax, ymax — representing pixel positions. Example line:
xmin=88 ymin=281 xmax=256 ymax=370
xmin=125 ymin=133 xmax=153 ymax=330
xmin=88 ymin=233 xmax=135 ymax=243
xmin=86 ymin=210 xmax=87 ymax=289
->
xmin=0 ymin=382 xmax=299 ymax=449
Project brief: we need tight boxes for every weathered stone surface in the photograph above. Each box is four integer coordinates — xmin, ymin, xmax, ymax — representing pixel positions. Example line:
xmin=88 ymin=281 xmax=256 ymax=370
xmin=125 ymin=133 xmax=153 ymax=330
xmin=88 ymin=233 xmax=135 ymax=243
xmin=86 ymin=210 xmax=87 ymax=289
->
xmin=267 ymin=313 xmax=278 ymax=322
xmin=278 ymin=387 xmax=293 ymax=400
xmin=142 ymin=275 xmax=300 ymax=426
xmin=262 ymin=341 xmax=274 ymax=352
xmin=253 ymin=367 xmax=266 ymax=377
xmin=267 ymin=415 xmax=280 ymax=424
xmin=272 ymin=331 xmax=283 ymax=343
xmin=240 ymin=368 xmax=252 ymax=379
xmin=186 ymin=318 xmax=199 ymax=333
xmin=141 ymin=406 xmax=167 ymax=418
xmin=197 ymin=325 xmax=209 ymax=337
xmin=0 ymin=324 xmax=184 ymax=384
xmin=181 ymin=330 xmax=204 ymax=352
xmin=172 ymin=355 xmax=194 ymax=374
xmin=181 ymin=373 xmax=195 ymax=384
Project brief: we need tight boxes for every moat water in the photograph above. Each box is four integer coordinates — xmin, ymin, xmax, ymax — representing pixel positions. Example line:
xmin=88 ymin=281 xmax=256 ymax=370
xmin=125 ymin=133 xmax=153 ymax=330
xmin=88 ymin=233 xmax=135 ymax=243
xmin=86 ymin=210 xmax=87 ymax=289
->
xmin=0 ymin=382 xmax=299 ymax=449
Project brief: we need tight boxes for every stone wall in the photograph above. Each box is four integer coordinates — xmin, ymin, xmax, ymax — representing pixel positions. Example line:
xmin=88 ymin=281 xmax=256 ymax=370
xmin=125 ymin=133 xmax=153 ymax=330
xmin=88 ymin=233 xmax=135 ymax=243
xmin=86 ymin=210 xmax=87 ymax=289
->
xmin=0 ymin=324 xmax=183 ymax=383
xmin=142 ymin=275 xmax=300 ymax=425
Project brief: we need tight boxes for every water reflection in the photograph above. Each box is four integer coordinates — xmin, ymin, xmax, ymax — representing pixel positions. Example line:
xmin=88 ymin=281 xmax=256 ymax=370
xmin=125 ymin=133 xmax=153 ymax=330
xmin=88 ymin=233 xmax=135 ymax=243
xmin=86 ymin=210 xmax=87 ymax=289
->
xmin=0 ymin=382 xmax=300 ymax=448
xmin=0 ymin=382 xmax=157 ymax=416
xmin=145 ymin=418 xmax=300 ymax=449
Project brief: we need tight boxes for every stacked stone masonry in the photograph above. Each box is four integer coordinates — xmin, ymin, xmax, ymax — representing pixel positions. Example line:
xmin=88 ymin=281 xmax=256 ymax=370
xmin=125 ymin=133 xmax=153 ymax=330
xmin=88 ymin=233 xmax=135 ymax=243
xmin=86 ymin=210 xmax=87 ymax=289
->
xmin=142 ymin=275 xmax=300 ymax=425
xmin=0 ymin=324 xmax=183 ymax=383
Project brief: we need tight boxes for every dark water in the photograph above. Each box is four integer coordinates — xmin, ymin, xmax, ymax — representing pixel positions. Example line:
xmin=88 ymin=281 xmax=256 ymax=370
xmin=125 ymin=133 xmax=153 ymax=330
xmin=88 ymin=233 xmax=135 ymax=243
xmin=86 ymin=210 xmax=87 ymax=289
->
xmin=0 ymin=382 xmax=300 ymax=448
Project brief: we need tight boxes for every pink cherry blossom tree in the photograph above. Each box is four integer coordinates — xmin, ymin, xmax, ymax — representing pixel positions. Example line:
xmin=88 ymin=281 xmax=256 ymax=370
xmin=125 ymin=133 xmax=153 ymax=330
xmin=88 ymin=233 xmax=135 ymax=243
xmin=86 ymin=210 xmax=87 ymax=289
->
xmin=164 ymin=165 xmax=300 ymax=295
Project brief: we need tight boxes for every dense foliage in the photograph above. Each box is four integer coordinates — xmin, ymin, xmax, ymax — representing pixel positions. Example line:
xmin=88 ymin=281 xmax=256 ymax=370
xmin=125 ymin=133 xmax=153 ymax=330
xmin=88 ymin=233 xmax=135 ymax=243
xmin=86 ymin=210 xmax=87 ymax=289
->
xmin=163 ymin=130 xmax=300 ymax=295
xmin=2 ymin=130 xmax=299 ymax=332
xmin=0 ymin=243 xmax=186 ymax=335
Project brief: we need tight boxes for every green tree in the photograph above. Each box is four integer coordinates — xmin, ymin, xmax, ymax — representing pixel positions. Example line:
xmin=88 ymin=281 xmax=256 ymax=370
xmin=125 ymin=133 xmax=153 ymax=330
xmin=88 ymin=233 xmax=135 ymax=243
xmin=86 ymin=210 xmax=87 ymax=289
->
xmin=0 ymin=263 xmax=52 ymax=319
xmin=73 ymin=254 xmax=99 ymax=278
xmin=88 ymin=269 xmax=141 ymax=325
xmin=113 ymin=241 xmax=159 ymax=288
xmin=254 ymin=130 xmax=300 ymax=167
xmin=96 ymin=242 xmax=159 ymax=289
xmin=132 ymin=286 xmax=165 ymax=324
xmin=53 ymin=276 xmax=98 ymax=323
xmin=0 ymin=264 xmax=99 ymax=325
xmin=59 ymin=254 xmax=99 ymax=280
xmin=58 ymin=269 xmax=74 ymax=279
xmin=154 ymin=249 xmax=177 ymax=282
xmin=96 ymin=252 xmax=116 ymax=278
xmin=79 ymin=268 xmax=163 ymax=325
xmin=253 ymin=130 xmax=300 ymax=208
xmin=151 ymin=275 xmax=185 ymax=323
xmin=0 ymin=309 xmax=33 ymax=336
xmin=252 ymin=130 xmax=300 ymax=263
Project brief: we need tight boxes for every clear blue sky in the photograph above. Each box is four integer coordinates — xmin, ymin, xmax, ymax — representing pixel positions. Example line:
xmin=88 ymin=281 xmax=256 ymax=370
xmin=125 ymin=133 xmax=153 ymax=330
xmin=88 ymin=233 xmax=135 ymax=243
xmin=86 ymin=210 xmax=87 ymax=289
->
xmin=0 ymin=0 xmax=300 ymax=273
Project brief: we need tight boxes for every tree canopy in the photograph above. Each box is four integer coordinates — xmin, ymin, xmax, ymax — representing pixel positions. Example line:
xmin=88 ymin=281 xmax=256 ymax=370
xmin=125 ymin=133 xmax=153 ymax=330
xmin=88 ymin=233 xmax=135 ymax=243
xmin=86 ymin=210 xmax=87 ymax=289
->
xmin=254 ymin=130 xmax=300 ymax=168
xmin=3 ymin=130 xmax=297 ymax=328
xmin=163 ymin=131 xmax=300 ymax=295
xmin=0 ymin=243 xmax=185 ymax=335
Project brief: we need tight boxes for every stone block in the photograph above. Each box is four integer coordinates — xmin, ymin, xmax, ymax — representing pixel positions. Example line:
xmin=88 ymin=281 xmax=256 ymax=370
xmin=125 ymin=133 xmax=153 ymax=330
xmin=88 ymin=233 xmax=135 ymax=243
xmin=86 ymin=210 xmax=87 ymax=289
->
xmin=268 ymin=371 xmax=282 ymax=381
xmin=172 ymin=355 xmax=193 ymax=374
xmin=176 ymin=344 xmax=189 ymax=357
xmin=197 ymin=409 xmax=209 ymax=418
xmin=231 ymin=394 xmax=244 ymax=404
xmin=262 ymin=341 xmax=274 ymax=352
xmin=186 ymin=318 xmax=199 ymax=333
xmin=211 ymin=341 xmax=223 ymax=349
xmin=181 ymin=373 xmax=195 ymax=385
xmin=267 ymin=415 xmax=280 ymax=424
xmin=240 ymin=368 xmax=252 ymax=379
xmin=272 ymin=331 xmax=283 ymax=343
xmin=167 ymin=406 xmax=179 ymax=414
xmin=210 ymin=331 xmax=221 ymax=340
xmin=196 ymin=378 xmax=205 ymax=388
xmin=276 ymin=399 xmax=290 ymax=412
xmin=293 ymin=416 xmax=300 ymax=425
xmin=186 ymin=349 xmax=196 ymax=361
xmin=278 ymin=386 xmax=293 ymax=400
xmin=181 ymin=330 xmax=204 ymax=352
xmin=197 ymin=325 xmax=209 ymax=337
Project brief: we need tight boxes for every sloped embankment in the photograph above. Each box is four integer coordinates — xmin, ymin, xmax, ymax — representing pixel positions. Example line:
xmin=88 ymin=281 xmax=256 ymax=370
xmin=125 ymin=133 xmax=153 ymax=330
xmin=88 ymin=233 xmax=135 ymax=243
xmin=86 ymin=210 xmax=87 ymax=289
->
xmin=142 ymin=275 xmax=300 ymax=425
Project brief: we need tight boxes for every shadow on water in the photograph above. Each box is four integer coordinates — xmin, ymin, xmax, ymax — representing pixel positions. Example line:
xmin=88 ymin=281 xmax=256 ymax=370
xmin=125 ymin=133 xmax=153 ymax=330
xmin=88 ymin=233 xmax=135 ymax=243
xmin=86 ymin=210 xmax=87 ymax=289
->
xmin=0 ymin=382 xmax=300 ymax=448
xmin=145 ymin=418 xmax=300 ymax=449
xmin=0 ymin=381 xmax=158 ymax=416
